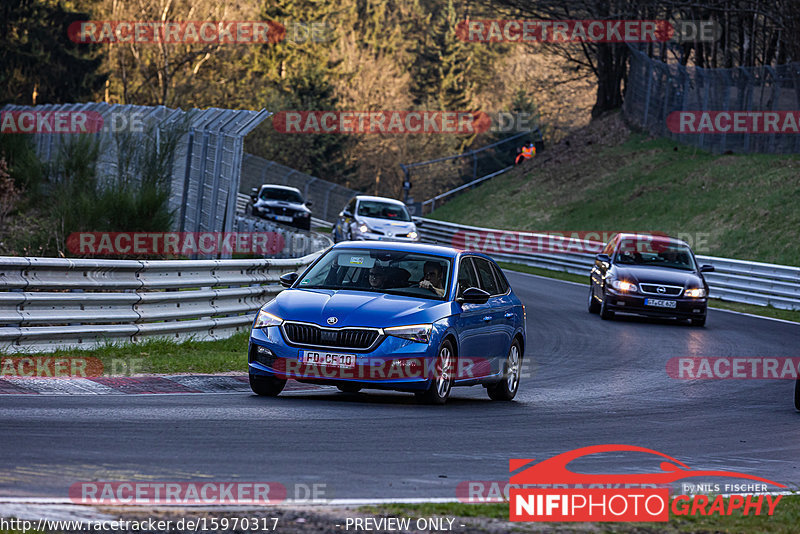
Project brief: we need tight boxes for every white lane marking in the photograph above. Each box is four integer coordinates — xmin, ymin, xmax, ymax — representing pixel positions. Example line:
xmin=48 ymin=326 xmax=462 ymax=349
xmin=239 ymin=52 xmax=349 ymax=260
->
xmin=504 ymin=269 xmax=587 ymax=287
xmin=0 ymin=492 xmax=796 ymax=507
xmin=707 ymin=307 xmax=800 ymax=325
xmin=504 ymin=269 xmax=800 ymax=326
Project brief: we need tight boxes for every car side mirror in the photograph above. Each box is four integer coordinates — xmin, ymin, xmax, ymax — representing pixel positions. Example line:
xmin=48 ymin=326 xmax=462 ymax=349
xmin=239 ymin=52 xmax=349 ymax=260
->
xmin=414 ymin=219 xmax=423 ymax=227
xmin=457 ymin=287 xmax=490 ymax=305
xmin=700 ymin=264 xmax=715 ymax=273
xmin=596 ymin=254 xmax=611 ymax=263
xmin=305 ymin=200 xmax=313 ymax=207
xmin=279 ymin=272 xmax=298 ymax=288
xmin=250 ymin=187 xmax=259 ymax=202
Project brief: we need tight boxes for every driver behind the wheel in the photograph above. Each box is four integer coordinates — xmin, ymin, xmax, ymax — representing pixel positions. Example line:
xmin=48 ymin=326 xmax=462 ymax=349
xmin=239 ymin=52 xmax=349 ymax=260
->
xmin=419 ymin=261 xmax=445 ymax=297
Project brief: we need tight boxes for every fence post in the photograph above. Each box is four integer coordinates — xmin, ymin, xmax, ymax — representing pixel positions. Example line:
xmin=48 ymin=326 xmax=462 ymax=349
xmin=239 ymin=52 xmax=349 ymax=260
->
xmin=642 ymin=57 xmax=654 ymax=127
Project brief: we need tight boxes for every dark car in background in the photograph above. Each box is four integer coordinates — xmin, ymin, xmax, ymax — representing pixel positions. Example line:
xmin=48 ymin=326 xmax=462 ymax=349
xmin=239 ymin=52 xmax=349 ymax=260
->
xmin=250 ymin=185 xmax=313 ymax=230
xmin=588 ymin=233 xmax=714 ymax=326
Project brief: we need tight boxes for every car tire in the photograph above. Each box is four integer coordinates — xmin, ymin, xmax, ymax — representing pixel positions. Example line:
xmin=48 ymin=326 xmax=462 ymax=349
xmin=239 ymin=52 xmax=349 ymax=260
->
xmin=337 ymin=384 xmax=362 ymax=394
xmin=794 ymin=380 xmax=800 ymax=412
xmin=487 ymin=340 xmax=522 ymax=401
xmin=691 ymin=315 xmax=707 ymax=327
xmin=599 ymin=290 xmax=615 ymax=320
xmin=587 ymin=285 xmax=600 ymax=314
xmin=249 ymin=374 xmax=286 ymax=396
xmin=419 ymin=340 xmax=455 ymax=405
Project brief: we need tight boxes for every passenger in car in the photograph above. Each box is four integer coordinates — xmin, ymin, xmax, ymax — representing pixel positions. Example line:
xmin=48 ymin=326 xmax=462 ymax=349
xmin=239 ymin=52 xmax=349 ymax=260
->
xmin=368 ymin=266 xmax=391 ymax=289
xmin=419 ymin=261 xmax=446 ymax=297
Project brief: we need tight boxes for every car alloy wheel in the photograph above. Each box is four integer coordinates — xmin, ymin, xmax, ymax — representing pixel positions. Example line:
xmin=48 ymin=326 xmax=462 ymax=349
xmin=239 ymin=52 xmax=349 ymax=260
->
xmin=488 ymin=340 xmax=521 ymax=401
xmin=419 ymin=340 xmax=454 ymax=405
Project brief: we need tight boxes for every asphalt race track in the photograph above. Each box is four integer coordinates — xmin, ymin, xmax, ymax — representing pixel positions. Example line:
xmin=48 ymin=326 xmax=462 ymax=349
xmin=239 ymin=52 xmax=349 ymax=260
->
xmin=1 ymin=271 xmax=799 ymax=502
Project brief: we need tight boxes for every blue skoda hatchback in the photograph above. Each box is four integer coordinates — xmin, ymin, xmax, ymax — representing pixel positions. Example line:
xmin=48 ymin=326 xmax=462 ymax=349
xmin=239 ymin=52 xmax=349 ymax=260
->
xmin=248 ymin=242 xmax=526 ymax=404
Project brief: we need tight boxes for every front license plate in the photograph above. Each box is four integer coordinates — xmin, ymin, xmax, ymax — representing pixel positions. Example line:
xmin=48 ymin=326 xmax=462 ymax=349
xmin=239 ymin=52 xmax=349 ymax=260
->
xmin=302 ymin=351 xmax=356 ymax=368
xmin=275 ymin=215 xmax=293 ymax=222
xmin=645 ymin=298 xmax=677 ymax=308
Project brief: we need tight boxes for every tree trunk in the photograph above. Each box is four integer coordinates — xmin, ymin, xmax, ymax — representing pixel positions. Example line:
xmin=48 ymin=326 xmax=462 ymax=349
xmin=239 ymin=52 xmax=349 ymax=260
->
xmin=591 ymin=43 xmax=627 ymax=118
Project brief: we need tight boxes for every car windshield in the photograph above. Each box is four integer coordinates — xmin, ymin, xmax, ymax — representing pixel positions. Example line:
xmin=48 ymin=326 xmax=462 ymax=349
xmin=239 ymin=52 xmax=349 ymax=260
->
xmin=356 ymin=200 xmax=411 ymax=221
xmin=614 ymin=240 xmax=697 ymax=271
xmin=260 ymin=188 xmax=303 ymax=203
xmin=297 ymin=249 xmax=451 ymax=300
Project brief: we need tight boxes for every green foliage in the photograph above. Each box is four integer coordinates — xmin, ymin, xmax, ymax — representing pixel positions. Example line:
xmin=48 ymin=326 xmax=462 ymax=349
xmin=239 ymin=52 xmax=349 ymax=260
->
xmin=45 ymin=123 xmax=179 ymax=253
xmin=0 ymin=0 xmax=105 ymax=105
xmin=0 ymin=133 xmax=44 ymax=199
xmin=411 ymin=0 xmax=474 ymax=110
xmin=431 ymin=131 xmax=800 ymax=266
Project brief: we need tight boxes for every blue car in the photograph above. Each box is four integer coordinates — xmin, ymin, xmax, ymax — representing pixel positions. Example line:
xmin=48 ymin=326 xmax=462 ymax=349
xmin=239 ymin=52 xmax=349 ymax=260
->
xmin=248 ymin=242 xmax=526 ymax=404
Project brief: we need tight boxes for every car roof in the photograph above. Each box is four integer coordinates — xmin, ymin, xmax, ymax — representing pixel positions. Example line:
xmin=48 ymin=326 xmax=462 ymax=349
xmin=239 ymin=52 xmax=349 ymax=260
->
xmin=332 ymin=241 xmax=502 ymax=264
xmin=260 ymin=184 xmax=302 ymax=194
xmin=333 ymin=241 xmax=460 ymax=259
xmin=353 ymin=195 xmax=406 ymax=206
xmin=614 ymin=232 xmax=691 ymax=248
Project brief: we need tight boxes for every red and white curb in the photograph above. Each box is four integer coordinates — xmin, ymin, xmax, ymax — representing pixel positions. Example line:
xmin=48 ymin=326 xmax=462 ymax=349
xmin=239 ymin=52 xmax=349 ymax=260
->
xmin=0 ymin=375 xmax=325 ymax=395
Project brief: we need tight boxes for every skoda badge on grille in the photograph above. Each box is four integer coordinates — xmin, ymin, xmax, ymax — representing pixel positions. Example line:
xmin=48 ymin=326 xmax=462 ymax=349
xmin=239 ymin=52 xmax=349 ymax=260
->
xmin=327 ymin=316 xmax=338 ymax=325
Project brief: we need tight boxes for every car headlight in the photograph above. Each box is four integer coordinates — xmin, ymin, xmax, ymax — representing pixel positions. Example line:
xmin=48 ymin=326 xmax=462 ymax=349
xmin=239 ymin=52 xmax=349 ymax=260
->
xmin=685 ymin=288 xmax=707 ymax=298
xmin=358 ymin=223 xmax=370 ymax=233
xmin=610 ymin=279 xmax=638 ymax=292
xmin=254 ymin=309 xmax=283 ymax=329
xmin=407 ymin=231 xmax=418 ymax=240
xmin=384 ymin=324 xmax=432 ymax=344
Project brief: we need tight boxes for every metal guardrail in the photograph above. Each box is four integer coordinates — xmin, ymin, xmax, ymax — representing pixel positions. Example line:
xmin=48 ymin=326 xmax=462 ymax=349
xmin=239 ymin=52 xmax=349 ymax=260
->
xmin=416 ymin=218 xmax=800 ymax=311
xmin=421 ymin=166 xmax=513 ymax=213
xmin=0 ymin=254 xmax=320 ymax=353
xmin=232 ymin=213 xmax=332 ymax=258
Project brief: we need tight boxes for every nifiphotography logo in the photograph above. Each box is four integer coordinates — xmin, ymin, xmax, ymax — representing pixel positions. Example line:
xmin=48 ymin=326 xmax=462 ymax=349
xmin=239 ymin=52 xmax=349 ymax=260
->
xmin=508 ymin=444 xmax=785 ymax=522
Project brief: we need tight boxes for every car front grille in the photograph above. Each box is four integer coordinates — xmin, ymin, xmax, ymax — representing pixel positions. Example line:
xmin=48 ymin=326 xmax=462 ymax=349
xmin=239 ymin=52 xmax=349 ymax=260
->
xmin=639 ymin=283 xmax=683 ymax=296
xmin=282 ymin=322 xmax=381 ymax=350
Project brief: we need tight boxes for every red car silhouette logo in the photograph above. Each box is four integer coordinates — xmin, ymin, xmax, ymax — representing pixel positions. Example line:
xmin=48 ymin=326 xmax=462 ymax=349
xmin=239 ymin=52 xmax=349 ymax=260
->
xmin=510 ymin=444 xmax=785 ymax=487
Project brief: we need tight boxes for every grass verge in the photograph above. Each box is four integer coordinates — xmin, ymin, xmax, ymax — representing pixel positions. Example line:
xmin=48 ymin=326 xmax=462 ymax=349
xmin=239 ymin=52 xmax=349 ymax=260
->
xmin=498 ymin=261 xmax=800 ymax=324
xmin=0 ymin=331 xmax=250 ymax=375
xmin=430 ymin=116 xmax=800 ymax=266
xmin=362 ymin=494 xmax=800 ymax=533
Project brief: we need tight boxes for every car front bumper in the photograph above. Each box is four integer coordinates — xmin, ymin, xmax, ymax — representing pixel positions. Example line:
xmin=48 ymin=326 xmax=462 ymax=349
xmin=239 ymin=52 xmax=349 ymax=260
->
xmin=604 ymin=289 xmax=707 ymax=318
xmin=248 ymin=326 xmax=438 ymax=391
xmin=352 ymin=232 xmax=419 ymax=242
